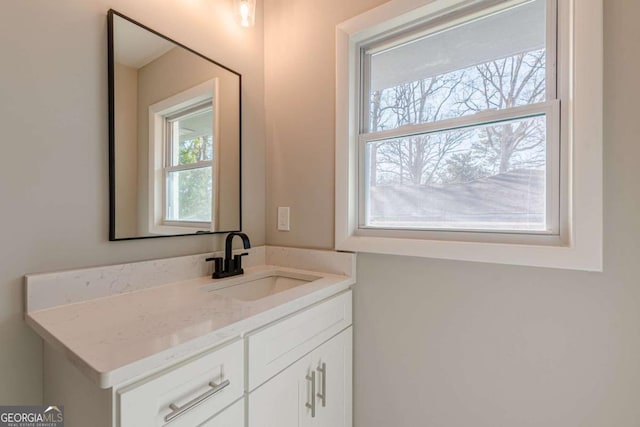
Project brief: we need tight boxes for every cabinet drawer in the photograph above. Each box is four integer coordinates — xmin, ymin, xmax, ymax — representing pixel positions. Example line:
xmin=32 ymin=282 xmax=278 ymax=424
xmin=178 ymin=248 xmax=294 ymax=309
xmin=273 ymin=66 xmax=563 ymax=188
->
xmin=199 ymin=398 xmax=244 ymax=426
xmin=247 ymin=290 xmax=352 ymax=390
xmin=118 ymin=339 xmax=244 ymax=427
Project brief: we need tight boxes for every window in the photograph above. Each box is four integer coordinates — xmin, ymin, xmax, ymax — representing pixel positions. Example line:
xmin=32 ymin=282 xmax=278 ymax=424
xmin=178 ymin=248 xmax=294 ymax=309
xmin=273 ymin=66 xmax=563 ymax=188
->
xmin=360 ymin=0 xmax=558 ymax=234
xmin=336 ymin=0 xmax=603 ymax=270
xmin=148 ymin=79 xmax=220 ymax=235
xmin=164 ymin=102 xmax=214 ymax=225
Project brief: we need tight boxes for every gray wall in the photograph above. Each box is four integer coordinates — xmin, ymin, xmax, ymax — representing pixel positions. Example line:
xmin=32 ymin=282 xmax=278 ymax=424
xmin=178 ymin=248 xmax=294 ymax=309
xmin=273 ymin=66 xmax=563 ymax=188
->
xmin=114 ymin=62 xmax=138 ymax=237
xmin=264 ymin=0 xmax=388 ymax=248
xmin=0 ymin=0 xmax=265 ymax=404
xmin=265 ymin=0 xmax=640 ymax=425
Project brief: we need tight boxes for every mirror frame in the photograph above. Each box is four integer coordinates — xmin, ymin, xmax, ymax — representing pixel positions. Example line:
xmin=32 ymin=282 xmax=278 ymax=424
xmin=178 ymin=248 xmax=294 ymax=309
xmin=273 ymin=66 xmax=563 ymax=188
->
xmin=107 ymin=9 xmax=242 ymax=241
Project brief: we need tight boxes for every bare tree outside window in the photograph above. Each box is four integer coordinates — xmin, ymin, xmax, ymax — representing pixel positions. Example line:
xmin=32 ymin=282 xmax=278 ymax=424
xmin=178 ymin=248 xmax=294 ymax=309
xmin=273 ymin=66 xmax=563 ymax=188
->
xmin=368 ymin=49 xmax=547 ymax=187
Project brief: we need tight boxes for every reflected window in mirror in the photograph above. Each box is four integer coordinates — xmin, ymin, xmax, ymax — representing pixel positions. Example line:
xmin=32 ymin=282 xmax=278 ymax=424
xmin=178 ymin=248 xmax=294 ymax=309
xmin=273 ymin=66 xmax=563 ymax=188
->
xmin=108 ymin=10 xmax=241 ymax=240
xmin=148 ymin=80 xmax=220 ymax=234
xmin=165 ymin=101 xmax=214 ymax=224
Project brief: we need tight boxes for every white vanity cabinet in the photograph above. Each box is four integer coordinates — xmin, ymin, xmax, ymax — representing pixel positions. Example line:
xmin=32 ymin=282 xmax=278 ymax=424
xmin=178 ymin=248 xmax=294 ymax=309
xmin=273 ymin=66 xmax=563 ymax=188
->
xmin=247 ymin=327 xmax=352 ymax=427
xmin=44 ymin=290 xmax=353 ymax=427
xmin=246 ymin=289 xmax=353 ymax=427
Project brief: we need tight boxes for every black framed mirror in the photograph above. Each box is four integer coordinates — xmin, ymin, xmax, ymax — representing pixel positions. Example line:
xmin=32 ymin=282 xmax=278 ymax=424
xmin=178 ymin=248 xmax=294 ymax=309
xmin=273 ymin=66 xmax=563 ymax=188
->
xmin=108 ymin=10 xmax=241 ymax=241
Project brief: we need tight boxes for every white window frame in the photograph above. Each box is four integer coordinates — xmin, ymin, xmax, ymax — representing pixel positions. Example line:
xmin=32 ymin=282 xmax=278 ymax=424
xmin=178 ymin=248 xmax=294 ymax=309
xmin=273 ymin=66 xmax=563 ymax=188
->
xmin=335 ymin=0 xmax=603 ymax=271
xmin=163 ymin=101 xmax=214 ymax=227
xmin=148 ymin=79 xmax=220 ymax=235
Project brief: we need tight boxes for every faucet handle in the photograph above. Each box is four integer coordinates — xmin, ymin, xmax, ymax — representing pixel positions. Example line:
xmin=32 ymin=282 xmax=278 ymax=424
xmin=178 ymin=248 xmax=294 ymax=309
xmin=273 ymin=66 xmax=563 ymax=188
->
xmin=233 ymin=252 xmax=249 ymax=274
xmin=205 ymin=256 xmax=224 ymax=277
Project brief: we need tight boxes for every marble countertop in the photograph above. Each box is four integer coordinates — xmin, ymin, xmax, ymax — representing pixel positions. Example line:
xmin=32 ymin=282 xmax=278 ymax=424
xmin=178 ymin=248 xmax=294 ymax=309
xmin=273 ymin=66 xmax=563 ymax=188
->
xmin=26 ymin=263 xmax=354 ymax=388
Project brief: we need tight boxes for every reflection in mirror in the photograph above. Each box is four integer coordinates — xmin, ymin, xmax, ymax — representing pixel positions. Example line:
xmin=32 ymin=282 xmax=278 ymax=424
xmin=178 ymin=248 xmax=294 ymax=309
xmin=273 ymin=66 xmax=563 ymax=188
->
xmin=108 ymin=10 xmax=241 ymax=240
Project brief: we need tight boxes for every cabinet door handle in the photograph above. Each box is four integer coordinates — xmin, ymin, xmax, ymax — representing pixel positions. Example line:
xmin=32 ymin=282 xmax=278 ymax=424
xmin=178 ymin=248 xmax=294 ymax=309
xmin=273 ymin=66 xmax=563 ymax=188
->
xmin=316 ymin=362 xmax=326 ymax=407
xmin=305 ymin=371 xmax=316 ymax=418
xmin=164 ymin=379 xmax=230 ymax=423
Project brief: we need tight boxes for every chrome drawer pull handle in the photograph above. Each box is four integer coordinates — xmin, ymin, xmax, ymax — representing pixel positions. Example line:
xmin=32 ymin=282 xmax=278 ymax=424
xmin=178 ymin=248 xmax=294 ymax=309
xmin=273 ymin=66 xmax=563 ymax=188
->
xmin=164 ymin=379 xmax=230 ymax=423
xmin=305 ymin=371 xmax=316 ymax=418
xmin=316 ymin=362 xmax=326 ymax=407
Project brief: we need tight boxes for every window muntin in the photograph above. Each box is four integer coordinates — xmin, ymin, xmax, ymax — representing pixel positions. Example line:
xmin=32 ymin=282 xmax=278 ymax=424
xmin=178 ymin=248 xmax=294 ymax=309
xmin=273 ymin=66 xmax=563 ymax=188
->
xmin=163 ymin=102 xmax=214 ymax=223
xmin=359 ymin=0 xmax=558 ymax=234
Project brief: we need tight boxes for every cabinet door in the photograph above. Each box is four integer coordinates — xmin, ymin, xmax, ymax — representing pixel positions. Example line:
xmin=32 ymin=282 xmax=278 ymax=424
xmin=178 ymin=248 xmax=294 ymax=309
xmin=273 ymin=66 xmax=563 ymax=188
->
xmin=248 ymin=354 xmax=312 ymax=427
xmin=248 ymin=327 xmax=353 ymax=427
xmin=307 ymin=327 xmax=352 ymax=427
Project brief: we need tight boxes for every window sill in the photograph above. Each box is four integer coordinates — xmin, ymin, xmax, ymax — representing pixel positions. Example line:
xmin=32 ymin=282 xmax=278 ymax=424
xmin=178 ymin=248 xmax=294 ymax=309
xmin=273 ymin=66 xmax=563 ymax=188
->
xmin=336 ymin=234 xmax=601 ymax=271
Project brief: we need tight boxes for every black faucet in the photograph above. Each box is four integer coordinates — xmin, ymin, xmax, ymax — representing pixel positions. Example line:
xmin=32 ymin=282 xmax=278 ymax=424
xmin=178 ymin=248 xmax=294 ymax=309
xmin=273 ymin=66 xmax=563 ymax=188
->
xmin=207 ymin=232 xmax=251 ymax=279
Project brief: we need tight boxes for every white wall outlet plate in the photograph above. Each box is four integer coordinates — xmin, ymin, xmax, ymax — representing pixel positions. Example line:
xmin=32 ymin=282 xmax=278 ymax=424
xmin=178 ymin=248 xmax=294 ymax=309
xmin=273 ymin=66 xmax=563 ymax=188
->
xmin=278 ymin=207 xmax=290 ymax=231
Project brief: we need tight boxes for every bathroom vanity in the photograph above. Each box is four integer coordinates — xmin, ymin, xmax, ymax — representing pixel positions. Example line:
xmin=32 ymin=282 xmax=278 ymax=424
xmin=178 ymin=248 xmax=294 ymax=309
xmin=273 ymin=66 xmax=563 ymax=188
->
xmin=25 ymin=246 xmax=354 ymax=427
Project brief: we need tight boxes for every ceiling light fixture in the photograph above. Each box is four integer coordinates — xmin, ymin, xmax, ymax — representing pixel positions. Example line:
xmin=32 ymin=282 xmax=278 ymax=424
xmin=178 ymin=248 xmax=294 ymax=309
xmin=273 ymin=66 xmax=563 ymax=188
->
xmin=235 ymin=0 xmax=256 ymax=28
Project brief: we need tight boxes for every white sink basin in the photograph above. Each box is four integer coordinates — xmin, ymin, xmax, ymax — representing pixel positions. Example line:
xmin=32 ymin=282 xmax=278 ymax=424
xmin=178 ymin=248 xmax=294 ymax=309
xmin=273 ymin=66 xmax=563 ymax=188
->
xmin=207 ymin=272 xmax=321 ymax=301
